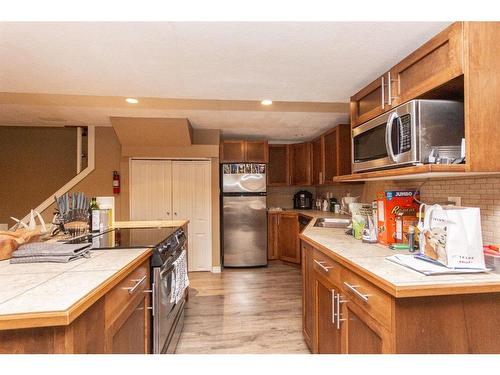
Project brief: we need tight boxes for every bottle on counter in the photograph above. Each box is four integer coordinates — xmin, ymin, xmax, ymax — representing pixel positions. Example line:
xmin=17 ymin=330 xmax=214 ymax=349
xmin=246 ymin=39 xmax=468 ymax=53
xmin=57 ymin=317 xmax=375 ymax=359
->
xmin=407 ymin=225 xmax=416 ymax=252
xmin=89 ymin=197 xmax=100 ymax=232
xmin=322 ymin=198 xmax=329 ymax=211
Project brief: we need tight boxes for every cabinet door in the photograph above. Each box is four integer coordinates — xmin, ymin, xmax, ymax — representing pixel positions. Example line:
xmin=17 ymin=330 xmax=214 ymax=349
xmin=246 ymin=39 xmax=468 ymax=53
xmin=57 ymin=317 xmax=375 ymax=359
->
xmin=245 ymin=141 xmax=269 ymax=163
xmin=343 ymin=302 xmax=390 ymax=354
xmin=130 ymin=160 xmax=172 ymax=220
xmin=107 ymin=294 xmax=150 ymax=354
xmin=311 ymin=137 xmax=323 ymax=185
xmin=336 ymin=124 xmax=352 ymax=177
xmin=290 ymin=142 xmax=312 ymax=186
xmin=267 ymin=213 xmax=279 ymax=260
xmin=323 ymin=128 xmax=338 ymax=182
xmin=301 ymin=242 xmax=314 ymax=350
xmin=316 ymin=278 xmax=342 ymax=354
xmin=278 ymin=213 xmax=300 ymax=264
xmin=267 ymin=145 xmax=290 ymax=186
xmin=172 ymin=160 xmax=212 ymax=271
xmin=390 ymin=22 xmax=463 ymax=107
xmin=350 ymin=74 xmax=390 ymax=127
xmin=220 ymin=140 xmax=246 ymax=162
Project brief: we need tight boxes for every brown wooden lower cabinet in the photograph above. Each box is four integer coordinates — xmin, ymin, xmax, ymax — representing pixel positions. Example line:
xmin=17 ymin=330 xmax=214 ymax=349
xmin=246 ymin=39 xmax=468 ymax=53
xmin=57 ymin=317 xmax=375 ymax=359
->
xmin=0 ymin=258 xmax=152 ymax=354
xmin=301 ymin=242 xmax=314 ymax=347
xmin=268 ymin=212 xmax=300 ymax=264
xmin=301 ymin=239 xmax=500 ymax=354
xmin=315 ymin=277 xmax=342 ymax=353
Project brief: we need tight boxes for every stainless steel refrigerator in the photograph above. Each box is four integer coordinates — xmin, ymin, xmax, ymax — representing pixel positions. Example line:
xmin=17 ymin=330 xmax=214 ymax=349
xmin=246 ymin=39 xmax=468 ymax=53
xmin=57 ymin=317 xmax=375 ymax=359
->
xmin=222 ymin=163 xmax=267 ymax=267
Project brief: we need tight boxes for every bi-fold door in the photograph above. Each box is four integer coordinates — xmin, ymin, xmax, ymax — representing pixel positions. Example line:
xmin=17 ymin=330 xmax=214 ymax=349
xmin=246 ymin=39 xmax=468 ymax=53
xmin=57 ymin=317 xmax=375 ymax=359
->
xmin=130 ymin=159 xmax=212 ymax=272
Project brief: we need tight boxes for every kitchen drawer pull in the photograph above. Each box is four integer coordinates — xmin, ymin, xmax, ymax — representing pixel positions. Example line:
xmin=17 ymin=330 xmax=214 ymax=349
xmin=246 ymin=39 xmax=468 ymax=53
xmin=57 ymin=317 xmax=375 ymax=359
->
xmin=126 ymin=275 xmax=147 ymax=295
xmin=313 ymin=259 xmax=333 ymax=273
xmin=344 ymin=282 xmax=369 ymax=303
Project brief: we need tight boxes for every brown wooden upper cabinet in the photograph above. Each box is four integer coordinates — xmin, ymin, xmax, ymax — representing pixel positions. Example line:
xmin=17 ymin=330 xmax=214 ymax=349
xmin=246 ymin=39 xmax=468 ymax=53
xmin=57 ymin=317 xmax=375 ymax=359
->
xmin=220 ymin=140 xmax=269 ymax=163
xmin=290 ymin=142 xmax=312 ymax=186
xmin=311 ymin=124 xmax=351 ymax=184
xmin=389 ymin=22 xmax=463 ymax=108
xmin=350 ymin=73 xmax=390 ymax=128
xmin=267 ymin=144 xmax=290 ymax=186
xmin=351 ymin=23 xmax=465 ymax=128
xmin=311 ymin=137 xmax=322 ymax=185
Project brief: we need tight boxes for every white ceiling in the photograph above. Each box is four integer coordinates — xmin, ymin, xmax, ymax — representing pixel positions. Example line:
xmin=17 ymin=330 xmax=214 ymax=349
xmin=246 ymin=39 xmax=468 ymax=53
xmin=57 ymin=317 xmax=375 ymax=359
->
xmin=0 ymin=22 xmax=451 ymax=140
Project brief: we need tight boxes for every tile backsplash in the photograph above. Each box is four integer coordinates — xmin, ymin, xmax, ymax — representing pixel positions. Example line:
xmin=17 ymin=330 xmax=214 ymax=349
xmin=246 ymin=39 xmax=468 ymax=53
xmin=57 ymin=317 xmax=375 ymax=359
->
xmin=269 ymin=176 xmax=500 ymax=244
xmin=316 ymin=176 xmax=500 ymax=244
xmin=267 ymin=186 xmax=316 ymax=208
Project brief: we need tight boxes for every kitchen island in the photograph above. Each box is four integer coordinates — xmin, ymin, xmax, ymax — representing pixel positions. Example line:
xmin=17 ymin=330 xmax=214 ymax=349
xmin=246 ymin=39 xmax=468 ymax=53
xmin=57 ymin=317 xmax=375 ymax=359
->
xmin=0 ymin=220 xmax=188 ymax=354
xmin=299 ymin=213 xmax=500 ymax=353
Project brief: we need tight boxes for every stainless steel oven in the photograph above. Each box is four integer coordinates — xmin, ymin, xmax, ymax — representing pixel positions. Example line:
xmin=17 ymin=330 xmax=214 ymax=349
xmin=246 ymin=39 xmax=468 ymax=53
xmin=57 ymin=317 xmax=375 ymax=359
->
xmin=352 ymin=100 xmax=464 ymax=173
xmin=151 ymin=229 xmax=187 ymax=354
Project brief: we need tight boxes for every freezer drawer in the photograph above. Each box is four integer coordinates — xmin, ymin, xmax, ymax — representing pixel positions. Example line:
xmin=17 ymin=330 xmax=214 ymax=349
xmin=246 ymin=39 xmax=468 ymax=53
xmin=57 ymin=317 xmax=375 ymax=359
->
xmin=223 ymin=195 xmax=267 ymax=267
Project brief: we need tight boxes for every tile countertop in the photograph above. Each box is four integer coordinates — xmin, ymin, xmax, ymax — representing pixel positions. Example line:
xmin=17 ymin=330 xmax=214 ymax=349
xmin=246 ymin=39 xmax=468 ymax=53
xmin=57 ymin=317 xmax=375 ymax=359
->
xmin=0 ymin=248 xmax=152 ymax=330
xmin=113 ymin=220 xmax=189 ymax=228
xmin=297 ymin=210 xmax=500 ymax=298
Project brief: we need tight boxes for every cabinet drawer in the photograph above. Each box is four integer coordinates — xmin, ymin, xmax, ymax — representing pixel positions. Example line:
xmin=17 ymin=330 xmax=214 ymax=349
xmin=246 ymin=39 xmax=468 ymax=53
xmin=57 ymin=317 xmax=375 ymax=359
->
xmin=311 ymin=248 xmax=341 ymax=288
xmin=341 ymin=269 xmax=392 ymax=330
xmin=105 ymin=260 xmax=150 ymax=326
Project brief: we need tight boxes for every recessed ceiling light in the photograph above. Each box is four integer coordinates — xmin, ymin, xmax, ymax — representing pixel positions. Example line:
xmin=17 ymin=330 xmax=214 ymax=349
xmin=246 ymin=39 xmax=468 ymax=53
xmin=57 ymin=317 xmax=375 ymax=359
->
xmin=125 ymin=98 xmax=139 ymax=104
xmin=261 ymin=99 xmax=273 ymax=106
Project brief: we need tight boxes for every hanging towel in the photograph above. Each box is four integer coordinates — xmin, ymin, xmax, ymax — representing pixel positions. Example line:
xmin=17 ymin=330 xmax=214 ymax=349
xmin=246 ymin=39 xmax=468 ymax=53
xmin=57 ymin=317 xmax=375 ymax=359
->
xmin=10 ymin=242 xmax=91 ymax=264
xmin=170 ymin=249 xmax=189 ymax=304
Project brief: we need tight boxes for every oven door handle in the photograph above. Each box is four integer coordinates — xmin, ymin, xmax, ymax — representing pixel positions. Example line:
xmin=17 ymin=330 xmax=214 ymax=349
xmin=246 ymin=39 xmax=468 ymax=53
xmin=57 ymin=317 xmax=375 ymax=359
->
xmin=385 ymin=111 xmax=398 ymax=162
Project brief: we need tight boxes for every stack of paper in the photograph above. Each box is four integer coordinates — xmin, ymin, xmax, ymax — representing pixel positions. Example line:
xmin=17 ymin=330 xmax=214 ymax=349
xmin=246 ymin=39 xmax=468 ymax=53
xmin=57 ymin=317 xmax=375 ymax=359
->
xmin=386 ymin=254 xmax=487 ymax=276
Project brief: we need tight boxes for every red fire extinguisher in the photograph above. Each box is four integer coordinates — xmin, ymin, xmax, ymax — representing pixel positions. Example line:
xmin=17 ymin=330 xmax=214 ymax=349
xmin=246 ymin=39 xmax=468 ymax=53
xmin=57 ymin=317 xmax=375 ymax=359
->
xmin=113 ymin=170 xmax=120 ymax=194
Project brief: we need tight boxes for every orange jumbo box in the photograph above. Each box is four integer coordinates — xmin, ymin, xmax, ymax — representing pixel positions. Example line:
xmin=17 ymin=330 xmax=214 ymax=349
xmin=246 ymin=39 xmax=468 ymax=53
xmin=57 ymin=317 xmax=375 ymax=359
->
xmin=376 ymin=190 xmax=420 ymax=245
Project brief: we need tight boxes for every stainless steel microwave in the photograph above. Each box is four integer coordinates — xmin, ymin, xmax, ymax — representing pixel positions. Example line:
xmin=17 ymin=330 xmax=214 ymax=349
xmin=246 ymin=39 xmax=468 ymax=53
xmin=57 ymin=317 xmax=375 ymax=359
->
xmin=351 ymin=100 xmax=464 ymax=173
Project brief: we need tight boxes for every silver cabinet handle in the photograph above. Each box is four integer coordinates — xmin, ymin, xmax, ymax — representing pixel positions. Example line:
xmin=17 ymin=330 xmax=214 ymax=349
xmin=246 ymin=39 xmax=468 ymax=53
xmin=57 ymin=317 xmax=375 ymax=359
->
xmin=314 ymin=259 xmax=334 ymax=273
xmin=143 ymin=286 xmax=155 ymax=315
xmin=344 ymin=282 xmax=369 ymax=303
xmin=331 ymin=290 xmax=336 ymax=324
xmin=126 ymin=275 xmax=147 ymax=295
xmin=335 ymin=293 xmax=347 ymax=329
xmin=387 ymin=71 xmax=392 ymax=106
xmin=381 ymin=75 xmax=385 ymax=109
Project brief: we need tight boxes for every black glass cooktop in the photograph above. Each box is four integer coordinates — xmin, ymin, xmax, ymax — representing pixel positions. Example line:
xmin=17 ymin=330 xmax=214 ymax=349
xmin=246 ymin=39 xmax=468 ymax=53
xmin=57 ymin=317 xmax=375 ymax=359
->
xmin=66 ymin=227 xmax=178 ymax=249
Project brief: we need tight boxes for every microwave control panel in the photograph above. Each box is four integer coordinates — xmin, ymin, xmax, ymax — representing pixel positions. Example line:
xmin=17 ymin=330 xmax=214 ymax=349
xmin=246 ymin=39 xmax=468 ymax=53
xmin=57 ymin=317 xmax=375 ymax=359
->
xmin=399 ymin=114 xmax=412 ymax=153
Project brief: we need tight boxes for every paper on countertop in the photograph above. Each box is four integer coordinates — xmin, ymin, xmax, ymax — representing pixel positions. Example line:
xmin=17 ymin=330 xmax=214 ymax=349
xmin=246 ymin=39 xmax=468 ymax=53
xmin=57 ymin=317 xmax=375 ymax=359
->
xmin=386 ymin=254 xmax=488 ymax=276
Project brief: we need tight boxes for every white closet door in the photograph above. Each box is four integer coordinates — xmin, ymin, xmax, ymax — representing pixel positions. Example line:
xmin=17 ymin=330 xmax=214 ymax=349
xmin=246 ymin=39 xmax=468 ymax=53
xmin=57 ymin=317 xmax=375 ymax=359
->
xmin=172 ymin=160 xmax=212 ymax=272
xmin=130 ymin=160 xmax=172 ymax=220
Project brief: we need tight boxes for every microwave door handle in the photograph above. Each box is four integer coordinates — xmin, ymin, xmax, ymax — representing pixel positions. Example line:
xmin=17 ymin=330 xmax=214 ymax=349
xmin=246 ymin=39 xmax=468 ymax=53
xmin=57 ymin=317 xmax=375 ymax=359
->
xmin=385 ymin=112 xmax=398 ymax=162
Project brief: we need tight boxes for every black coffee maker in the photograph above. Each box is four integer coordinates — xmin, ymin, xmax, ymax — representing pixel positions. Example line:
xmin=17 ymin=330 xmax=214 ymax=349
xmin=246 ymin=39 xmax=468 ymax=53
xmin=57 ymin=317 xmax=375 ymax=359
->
xmin=293 ymin=190 xmax=313 ymax=210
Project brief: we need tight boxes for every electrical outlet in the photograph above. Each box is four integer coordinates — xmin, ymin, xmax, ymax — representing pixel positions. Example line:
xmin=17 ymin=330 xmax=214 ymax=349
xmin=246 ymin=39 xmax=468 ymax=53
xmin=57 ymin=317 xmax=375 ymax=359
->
xmin=447 ymin=196 xmax=462 ymax=206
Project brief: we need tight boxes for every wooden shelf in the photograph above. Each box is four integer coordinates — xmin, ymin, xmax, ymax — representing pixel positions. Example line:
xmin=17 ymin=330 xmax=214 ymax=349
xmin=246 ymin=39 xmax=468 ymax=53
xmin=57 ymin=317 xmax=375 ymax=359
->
xmin=333 ymin=164 xmax=500 ymax=182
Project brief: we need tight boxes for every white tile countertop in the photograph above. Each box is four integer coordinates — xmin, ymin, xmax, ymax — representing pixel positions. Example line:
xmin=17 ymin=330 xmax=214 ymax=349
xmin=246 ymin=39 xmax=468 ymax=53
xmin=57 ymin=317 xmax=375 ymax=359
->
xmin=298 ymin=210 xmax=500 ymax=297
xmin=0 ymin=248 xmax=152 ymax=329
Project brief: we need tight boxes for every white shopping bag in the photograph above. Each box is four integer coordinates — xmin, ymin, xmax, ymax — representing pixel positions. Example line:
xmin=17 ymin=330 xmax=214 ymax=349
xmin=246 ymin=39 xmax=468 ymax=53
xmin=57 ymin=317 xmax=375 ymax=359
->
xmin=418 ymin=204 xmax=485 ymax=269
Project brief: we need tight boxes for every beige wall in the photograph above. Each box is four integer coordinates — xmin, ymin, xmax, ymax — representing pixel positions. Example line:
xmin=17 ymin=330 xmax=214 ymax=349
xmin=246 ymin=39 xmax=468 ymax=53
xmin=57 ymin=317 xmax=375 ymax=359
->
xmin=0 ymin=126 xmax=77 ymax=225
xmin=39 ymin=127 xmax=122 ymax=222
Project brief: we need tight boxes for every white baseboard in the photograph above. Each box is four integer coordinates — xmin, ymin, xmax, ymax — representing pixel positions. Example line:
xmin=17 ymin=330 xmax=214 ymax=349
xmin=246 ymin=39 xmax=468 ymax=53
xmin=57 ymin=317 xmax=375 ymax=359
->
xmin=212 ymin=266 xmax=222 ymax=273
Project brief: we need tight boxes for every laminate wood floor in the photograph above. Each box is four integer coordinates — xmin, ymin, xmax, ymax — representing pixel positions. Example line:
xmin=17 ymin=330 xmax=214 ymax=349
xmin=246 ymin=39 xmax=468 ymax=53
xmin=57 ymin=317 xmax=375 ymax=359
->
xmin=175 ymin=261 xmax=310 ymax=354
